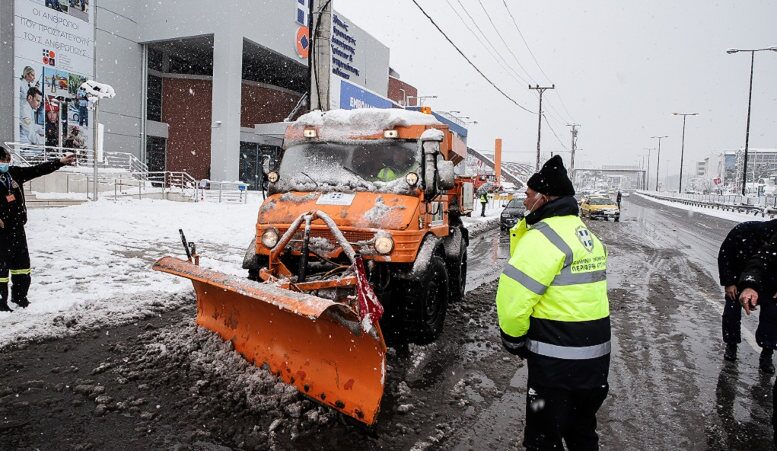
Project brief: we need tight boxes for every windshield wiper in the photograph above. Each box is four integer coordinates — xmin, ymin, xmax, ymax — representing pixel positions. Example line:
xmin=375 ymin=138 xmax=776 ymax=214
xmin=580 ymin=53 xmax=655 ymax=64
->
xmin=300 ymin=171 xmax=319 ymax=188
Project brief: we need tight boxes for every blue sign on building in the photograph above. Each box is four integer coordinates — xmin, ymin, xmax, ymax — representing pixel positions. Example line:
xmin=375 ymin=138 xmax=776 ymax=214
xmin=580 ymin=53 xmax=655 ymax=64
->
xmin=339 ymin=79 xmax=392 ymax=110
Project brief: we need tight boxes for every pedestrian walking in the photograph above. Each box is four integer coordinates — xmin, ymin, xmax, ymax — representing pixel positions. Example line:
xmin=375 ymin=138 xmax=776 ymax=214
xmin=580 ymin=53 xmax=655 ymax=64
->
xmin=496 ymin=155 xmax=610 ymax=449
xmin=0 ymin=146 xmax=76 ymax=312
xmin=738 ymin=228 xmax=777 ymax=441
xmin=718 ymin=220 xmax=777 ymax=371
xmin=616 ymin=190 xmax=622 ymax=209
xmin=479 ymin=190 xmax=488 ymax=217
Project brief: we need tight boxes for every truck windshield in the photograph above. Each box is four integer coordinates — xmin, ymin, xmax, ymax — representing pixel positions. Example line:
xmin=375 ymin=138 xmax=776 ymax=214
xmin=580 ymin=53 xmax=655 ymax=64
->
xmin=277 ymin=140 xmax=419 ymax=192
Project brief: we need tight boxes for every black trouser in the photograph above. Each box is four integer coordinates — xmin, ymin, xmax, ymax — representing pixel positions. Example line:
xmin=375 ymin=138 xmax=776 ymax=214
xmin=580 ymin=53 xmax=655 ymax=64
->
xmin=723 ymin=295 xmax=777 ymax=349
xmin=524 ymin=384 xmax=609 ymax=450
xmin=480 ymin=202 xmax=487 ymax=217
xmin=0 ymin=225 xmax=31 ymax=305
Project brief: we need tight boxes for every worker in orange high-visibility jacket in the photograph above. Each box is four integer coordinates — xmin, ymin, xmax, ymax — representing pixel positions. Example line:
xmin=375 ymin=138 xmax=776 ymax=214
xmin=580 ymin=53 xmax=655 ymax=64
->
xmin=497 ymin=155 xmax=610 ymax=450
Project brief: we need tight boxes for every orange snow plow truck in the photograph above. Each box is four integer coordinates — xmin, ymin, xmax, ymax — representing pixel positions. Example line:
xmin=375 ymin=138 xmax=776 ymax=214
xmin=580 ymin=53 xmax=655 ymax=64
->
xmin=153 ymin=109 xmax=474 ymax=425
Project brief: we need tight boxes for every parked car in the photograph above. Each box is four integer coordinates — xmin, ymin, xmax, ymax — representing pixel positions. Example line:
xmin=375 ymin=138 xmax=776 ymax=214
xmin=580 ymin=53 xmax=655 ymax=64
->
xmin=580 ymin=196 xmax=620 ymax=222
xmin=500 ymin=198 xmax=526 ymax=230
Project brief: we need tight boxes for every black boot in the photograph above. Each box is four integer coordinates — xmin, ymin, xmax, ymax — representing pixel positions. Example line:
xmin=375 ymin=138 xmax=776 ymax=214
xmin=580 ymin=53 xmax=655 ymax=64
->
xmin=723 ymin=343 xmax=737 ymax=362
xmin=13 ymin=297 xmax=29 ymax=308
xmin=0 ymin=283 xmax=10 ymax=312
xmin=760 ymin=348 xmax=775 ymax=374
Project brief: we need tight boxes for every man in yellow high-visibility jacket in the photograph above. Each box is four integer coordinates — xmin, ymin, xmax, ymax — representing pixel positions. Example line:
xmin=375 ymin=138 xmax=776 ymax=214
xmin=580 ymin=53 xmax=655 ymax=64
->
xmin=496 ymin=155 xmax=610 ymax=450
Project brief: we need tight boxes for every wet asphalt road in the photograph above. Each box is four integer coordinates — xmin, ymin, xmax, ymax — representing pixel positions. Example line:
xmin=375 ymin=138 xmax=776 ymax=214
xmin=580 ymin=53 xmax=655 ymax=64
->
xmin=1 ymin=197 xmax=775 ymax=449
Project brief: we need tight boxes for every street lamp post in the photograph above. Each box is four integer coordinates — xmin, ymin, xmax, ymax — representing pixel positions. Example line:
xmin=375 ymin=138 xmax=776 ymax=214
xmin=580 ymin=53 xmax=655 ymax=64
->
xmin=672 ymin=112 xmax=698 ymax=193
xmin=651 ymin=136 xmax=668 ymax=191
xmin=726 ymin=46 xmax=777 ymax=195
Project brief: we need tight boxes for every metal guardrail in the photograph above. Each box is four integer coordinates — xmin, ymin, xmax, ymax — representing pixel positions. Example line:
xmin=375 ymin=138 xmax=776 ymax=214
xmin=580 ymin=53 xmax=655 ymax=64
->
xmin=196 ymin=180 xmax=251 ymax=204
xmin=638 ymin=191 xmax=777 ymax=218
xmin=3 ymin=142 xmax=149 ymax=177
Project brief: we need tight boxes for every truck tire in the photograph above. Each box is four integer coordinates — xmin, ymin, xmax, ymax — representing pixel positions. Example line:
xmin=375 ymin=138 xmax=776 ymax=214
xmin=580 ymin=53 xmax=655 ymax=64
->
xmin=448 ymin=244 xmax=467 ymax=303
xmin=398 ymin=255 xmax=449 ymax=345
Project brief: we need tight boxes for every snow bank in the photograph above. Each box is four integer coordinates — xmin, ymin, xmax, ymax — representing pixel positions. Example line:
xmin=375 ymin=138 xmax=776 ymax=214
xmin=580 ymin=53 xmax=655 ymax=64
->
xmin=0 ymin=198 xmax=261 ymax=348
xmin=635 ymin=193 xmax=773 ymax=223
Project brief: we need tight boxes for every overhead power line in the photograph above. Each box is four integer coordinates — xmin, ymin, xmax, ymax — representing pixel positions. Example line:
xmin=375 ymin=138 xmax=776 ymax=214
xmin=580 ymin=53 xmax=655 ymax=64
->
xmin=410 ymin=0 xmax=535 ymax=114
xmin=476 ymin=0 xmax=535 ymax=82
xmin=451 ymin=0 xmax=530 ymax=86
xmin=543 ymin=114 xmax=569 ymax=150
xmin=444 ymin=0 xmax=524 ymax=84
xmin=501 ymin=0 xmax=576 ymax=123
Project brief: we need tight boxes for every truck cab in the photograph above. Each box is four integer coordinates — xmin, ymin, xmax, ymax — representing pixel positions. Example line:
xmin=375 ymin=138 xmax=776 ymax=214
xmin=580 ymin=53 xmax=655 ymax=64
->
xmin=243 ymin=109 xmax=472 ymax=344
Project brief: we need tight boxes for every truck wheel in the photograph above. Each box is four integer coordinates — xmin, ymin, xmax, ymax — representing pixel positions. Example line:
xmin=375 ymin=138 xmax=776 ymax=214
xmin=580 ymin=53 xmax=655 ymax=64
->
xmin=399 ymin=256 xmax=449 ymax=345
xmin=448 ymin=245 xmax=467 ymax=303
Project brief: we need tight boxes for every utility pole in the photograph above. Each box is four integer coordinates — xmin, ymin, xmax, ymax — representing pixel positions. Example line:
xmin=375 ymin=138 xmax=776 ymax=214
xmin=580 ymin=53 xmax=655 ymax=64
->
xmin=651 ymin=136 xmax=668 ymax=191
xmin=672 ymin=112 xmax=698 ymax=193
xmin=529 ymin=84 xmax=554 ymax=171
xmin=566 ymin=123 xmax=580 ymax=177
xmin=726 ymin=47 xmax=777 ymax=194
xmin=309 ymin=0 xmax=332 ymax=111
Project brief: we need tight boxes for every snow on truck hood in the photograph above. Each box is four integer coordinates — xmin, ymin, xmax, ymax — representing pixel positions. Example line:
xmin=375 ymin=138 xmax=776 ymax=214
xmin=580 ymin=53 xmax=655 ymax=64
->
xmin=294 ymin=109 xmax=442 ymax=138
xmin=258 ymin=192 xmax=417 ymax=230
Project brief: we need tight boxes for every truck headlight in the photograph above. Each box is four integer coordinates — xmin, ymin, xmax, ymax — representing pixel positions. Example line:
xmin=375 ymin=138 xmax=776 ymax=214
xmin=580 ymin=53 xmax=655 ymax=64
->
xmin=267 ymin=171 xmax=279 ymax=183
xmin=374 ymin=236 xmax=394 ymax=254
xmin=405 ymin=172 xmax=419 ymax=186
xmin=261 ymin=228 xmax=279 ymax=248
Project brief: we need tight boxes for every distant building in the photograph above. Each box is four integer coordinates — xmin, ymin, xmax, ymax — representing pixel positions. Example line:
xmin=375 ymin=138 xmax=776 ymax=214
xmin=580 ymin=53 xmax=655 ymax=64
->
xmin=734 ymin=148 xmax=777 ymax=189
xmin=701 ymin=151 xmax=737 ymax=192
xmin=696 ymin=161 xmax=706 ymax=176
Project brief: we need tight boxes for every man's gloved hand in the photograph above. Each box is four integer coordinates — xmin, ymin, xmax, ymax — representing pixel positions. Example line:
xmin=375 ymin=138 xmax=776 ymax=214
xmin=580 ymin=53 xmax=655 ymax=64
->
xmin=739 ymin=288 xmax=759 ymax=315
xmin=60 ymin=153 xmax=77 ymax=166
xmin=500 ymin=330 xmax=529 ymax=359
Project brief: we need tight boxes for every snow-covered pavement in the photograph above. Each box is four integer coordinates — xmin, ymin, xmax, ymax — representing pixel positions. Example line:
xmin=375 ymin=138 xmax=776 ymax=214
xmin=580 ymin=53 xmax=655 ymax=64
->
xmin=0 ymin=196 xmax=502 ymax=348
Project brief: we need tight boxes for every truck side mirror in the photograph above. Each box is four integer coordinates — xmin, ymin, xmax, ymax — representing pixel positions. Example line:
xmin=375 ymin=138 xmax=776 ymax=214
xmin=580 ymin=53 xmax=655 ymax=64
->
xmin=437 ymin=158 xmax=455 ymax=190
xmin=262 ymin=157 xmax=271 ymax=174
xmin=422 ymin=139 xmax=441 ymax=199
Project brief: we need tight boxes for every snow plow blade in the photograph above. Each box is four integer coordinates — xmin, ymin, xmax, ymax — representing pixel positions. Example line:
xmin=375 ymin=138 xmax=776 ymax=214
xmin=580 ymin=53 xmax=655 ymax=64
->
xmin=152 ymin=256 xmax=387 ymax=425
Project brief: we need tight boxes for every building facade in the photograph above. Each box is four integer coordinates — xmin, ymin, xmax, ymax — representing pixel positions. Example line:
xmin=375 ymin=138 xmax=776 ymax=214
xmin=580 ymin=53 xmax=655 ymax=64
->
xmin=1 ymin=0 xmax=407 ymax=186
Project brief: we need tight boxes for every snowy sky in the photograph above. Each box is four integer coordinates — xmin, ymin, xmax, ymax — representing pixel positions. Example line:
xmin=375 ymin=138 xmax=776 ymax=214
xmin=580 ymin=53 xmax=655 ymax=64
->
xmin=335 ymin=0 xmax=777 ymax=176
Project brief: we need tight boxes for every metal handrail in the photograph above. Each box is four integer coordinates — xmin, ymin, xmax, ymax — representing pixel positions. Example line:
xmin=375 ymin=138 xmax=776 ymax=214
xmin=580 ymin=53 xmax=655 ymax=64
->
xmin=197 ymin=179 xmax=251 ymax=204
xmin=3 ymin=142 xmax=148 ymax=177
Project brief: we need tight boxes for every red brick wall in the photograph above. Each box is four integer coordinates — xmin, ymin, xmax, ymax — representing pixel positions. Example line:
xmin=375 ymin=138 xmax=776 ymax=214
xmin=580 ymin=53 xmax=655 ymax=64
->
xmin=241 ymin=84 xmax=303 ymax=127
xmin=388 ymin=76 xmax=418 ymax=106
xmin=161 ymin=78 xmax=303 ymax=180
xmin=161 ymin=78 xmax=212 ymax=180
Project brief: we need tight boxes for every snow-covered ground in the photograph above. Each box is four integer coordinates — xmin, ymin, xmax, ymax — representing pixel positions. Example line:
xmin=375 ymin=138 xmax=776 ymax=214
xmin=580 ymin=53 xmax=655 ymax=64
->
xmin=0 ymin=195 xmax=501 ymax=348
xmin=635 ymin=193 xmax=774 ymax=223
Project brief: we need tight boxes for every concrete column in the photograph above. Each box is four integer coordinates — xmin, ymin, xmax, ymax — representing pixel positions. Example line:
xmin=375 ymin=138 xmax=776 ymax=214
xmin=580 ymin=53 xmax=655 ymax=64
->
xmin=0 ymin=1 xmax=14 ymax=143
xmin=210 ymin=31 xmax=243 ymax=181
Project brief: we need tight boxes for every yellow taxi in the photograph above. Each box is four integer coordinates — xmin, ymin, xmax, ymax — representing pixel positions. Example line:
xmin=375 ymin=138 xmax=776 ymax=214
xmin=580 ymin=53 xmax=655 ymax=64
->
xmin=580 ymin=196 xmax=620 ymax=222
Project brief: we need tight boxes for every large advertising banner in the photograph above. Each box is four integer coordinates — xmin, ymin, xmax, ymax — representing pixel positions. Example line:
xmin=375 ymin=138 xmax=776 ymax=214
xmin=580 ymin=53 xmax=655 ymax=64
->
xmin=14 ymin=0 xmax=94 ymax=151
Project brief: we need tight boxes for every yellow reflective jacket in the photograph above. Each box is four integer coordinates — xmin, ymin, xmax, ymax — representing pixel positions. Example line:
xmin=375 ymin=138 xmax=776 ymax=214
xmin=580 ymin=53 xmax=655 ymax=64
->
xmin=497 ymin=206 xmax=610 ymax=388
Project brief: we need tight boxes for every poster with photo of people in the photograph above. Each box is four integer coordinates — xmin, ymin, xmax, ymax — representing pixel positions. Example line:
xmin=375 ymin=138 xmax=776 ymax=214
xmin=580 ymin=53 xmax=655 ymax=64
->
xmin=14 ymin=0 xmax=94 ymax=151
xmin=40 ymin=67 xmax=89 ymax=149
xmin=44 ymin=0 xmax=89 ymax=23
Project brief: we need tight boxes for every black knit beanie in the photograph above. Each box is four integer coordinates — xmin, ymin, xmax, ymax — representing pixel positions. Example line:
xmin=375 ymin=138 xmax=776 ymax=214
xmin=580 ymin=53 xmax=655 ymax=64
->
xmin=526 ymin=155 xmax=575 ymax=196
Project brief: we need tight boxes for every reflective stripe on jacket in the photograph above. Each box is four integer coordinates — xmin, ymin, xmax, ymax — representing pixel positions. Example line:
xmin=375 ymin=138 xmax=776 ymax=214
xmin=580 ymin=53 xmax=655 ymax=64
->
xmin=497 ymin=214 xmax=610 ymax=388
